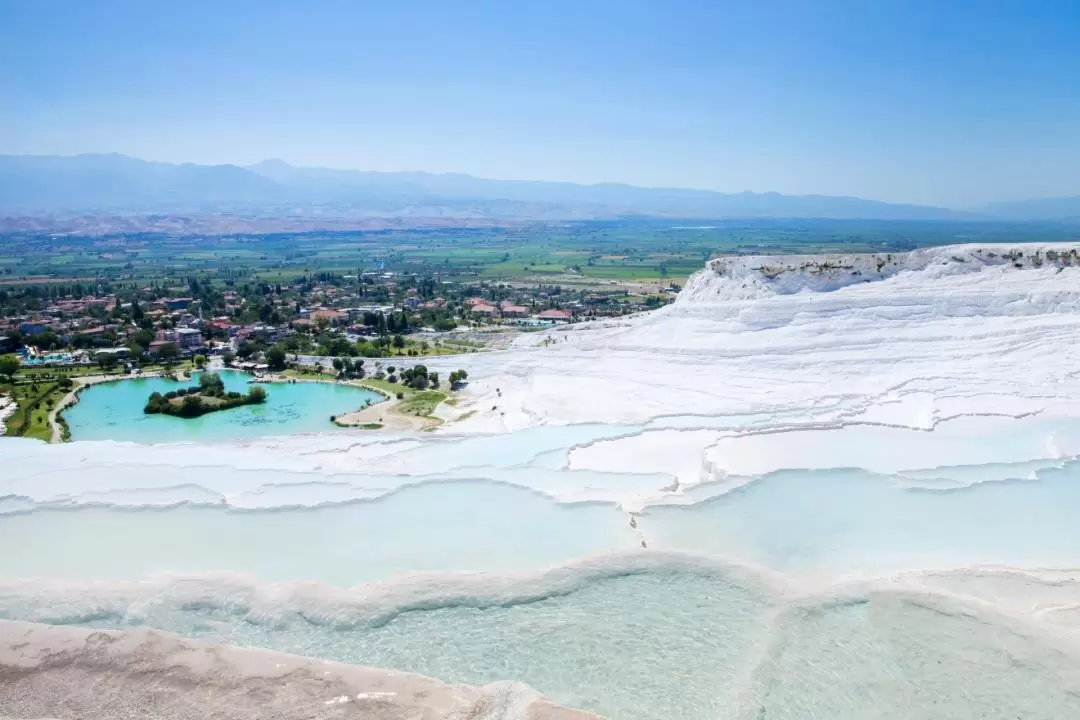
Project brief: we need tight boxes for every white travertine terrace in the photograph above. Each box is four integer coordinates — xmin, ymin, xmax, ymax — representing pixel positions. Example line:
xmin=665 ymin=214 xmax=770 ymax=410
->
xmin=8 ymin=243 xmax=1080 ymax=719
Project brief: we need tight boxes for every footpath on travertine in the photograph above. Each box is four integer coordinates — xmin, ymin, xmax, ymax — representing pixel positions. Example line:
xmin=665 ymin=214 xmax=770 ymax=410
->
xmin=0 ymin=620 xmax=602 ymax=720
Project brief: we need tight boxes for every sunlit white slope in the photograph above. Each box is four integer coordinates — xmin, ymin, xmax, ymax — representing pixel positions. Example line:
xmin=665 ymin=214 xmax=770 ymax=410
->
xmin=436 ymin=243 xmax=1080 ymax=431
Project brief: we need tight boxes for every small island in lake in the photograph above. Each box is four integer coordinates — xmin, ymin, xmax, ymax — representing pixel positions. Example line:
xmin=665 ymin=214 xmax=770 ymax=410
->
xmin=144 ymin=372 xmax=267 ymax=418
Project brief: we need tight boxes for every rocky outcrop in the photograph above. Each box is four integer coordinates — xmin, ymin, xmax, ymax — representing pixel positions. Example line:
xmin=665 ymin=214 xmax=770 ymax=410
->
xmin=0 ymin=620 xmax=601 ymax=720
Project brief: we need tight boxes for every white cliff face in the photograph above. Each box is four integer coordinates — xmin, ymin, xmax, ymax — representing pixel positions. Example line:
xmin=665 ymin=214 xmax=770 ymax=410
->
xmin=427 ymin=243 xmax=1080 ymax=433
xmin=677 ymin=243 xmax=1080 ymax=302
xmin=7 ymin=244 xmax=1080 ymax=719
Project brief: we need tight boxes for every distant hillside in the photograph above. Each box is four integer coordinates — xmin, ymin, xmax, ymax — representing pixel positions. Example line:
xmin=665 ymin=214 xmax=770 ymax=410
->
xmin=0 ymin=153 xmax=976 ymax=220
xmin=0 ymin=154 xmax=282 ymax=212
xmin=979 ymin=196 xmax=1080 ymax=220
xmin=246 ymin=158 xmax=976 ymax=220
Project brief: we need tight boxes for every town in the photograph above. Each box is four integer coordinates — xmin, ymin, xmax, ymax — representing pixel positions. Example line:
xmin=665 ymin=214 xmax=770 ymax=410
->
xmin=0 ymin=269 xmax=678 ymax=371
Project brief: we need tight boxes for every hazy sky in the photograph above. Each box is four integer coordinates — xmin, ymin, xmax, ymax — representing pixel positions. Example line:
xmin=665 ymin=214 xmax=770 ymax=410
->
xmin=2 ymin=0 xmax=1078 ymax=207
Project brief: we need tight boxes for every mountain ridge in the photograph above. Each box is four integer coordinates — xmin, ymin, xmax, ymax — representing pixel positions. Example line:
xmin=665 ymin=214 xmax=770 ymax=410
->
xmin=0 ymin=153 xmax=981 ymax=221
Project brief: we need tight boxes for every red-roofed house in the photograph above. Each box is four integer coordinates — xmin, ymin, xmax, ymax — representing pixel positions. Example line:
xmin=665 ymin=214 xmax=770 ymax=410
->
xmin=310 ymin=309 xmax=347 ymax=325
xmin=499 ymin=303 xmax=528 ymax=318
xmin=536 ymin=309 xmax=572 ymax=323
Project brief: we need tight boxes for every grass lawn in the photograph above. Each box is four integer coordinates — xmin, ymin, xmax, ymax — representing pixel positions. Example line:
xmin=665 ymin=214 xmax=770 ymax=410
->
xmin=395 ymin=390 xmax=447 ymax=417
xmin=350 ymin=376 xmax=403 ymax=397
xmin=2 ymin=379 xmax=68 ymax=441
xmin=17 ymin=365 xmax=112 ymax=380
xmin=353 ymin=337 xmax=485 ymax=358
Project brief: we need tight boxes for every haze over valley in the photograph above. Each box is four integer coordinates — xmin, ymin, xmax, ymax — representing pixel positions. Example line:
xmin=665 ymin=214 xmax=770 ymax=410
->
xmin=3 ymin=153 xmax=1079 ymax=231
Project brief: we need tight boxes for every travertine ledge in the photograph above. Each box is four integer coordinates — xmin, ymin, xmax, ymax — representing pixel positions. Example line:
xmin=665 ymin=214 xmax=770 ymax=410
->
xmin=0 ymin=619 xmax=601 ymax=720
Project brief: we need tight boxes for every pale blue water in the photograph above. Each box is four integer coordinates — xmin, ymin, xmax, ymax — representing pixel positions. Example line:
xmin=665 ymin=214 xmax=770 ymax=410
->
xmin=10 ymin=410 xmax=1080 ymax=718
xmin=0 ymin=481 xmax=636 ymax=583
xmin=63 ymin=370 xmax=382 ymax=442
xmin=42 ymin=569 xmax=1080 ymax=720
xmin=645 ymin=463 xmax=1080 ymax=575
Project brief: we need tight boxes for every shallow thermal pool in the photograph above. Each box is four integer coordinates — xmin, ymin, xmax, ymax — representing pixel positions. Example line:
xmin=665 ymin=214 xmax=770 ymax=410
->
xmin=11 ymin=561 xmax=1080 ymax=720
xmin=6 ymin=440 xmax=1080 ymax=719
xmin=62 ymin=370 xmax=382 ymax=441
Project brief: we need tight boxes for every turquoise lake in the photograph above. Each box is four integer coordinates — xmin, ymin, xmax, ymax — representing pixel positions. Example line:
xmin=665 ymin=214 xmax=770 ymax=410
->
xmin=63 ymin=370 xmax=383 ymax=442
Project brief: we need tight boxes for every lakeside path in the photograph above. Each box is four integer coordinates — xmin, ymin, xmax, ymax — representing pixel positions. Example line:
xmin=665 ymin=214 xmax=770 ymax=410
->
xmin=332 ymin=390 xmax=430 ymax=432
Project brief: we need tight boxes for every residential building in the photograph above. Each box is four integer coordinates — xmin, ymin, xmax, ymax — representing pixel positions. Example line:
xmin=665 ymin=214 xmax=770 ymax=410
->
xmin=310 ymin=309 xmax=347 ymax=325
xmin=499 ymin=302 xmax=528 ymax=318
xmin=161 ymin=297 xmax=193 ymax=311
xmin=174 ymin=327 xmax=203 ymax=350
xmin=19 ymin=319 xmax=49 ymax=335
xmin=536 ymin=309 xmax=572 ymax=323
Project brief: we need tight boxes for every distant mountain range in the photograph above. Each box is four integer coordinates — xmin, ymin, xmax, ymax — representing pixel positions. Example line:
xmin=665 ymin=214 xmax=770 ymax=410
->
xmin=0 ymin=153 xmax=969 ymax=221
xmin=0 ymin=153 xmax=1076 ymax=222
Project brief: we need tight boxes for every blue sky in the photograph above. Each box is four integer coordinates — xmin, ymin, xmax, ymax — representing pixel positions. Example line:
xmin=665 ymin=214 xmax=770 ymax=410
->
xmin=1 ymin=0 xmax=1078 ymax=207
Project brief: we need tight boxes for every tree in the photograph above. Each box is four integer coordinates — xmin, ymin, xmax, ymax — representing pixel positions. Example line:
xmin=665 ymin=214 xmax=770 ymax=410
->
xmin=392 ymin=334 xmax=406 ymax=350
xmin=248 ymin=385 xmax=268 ymax=403
xmin=97 ymin=352 xmax=119 ymax=371
xmin=178 ymin=394 xmax=204 ymax=417
xmin=193 ymin=354 xmax=207 ymax=369
xmin=0 ymin=353 xmax=19 ymax=382
xmin=449 ymin=369 xmax=468 ymax=389
xmin=265 ymin=346 xmax=287 ymax=371
xmin=433 ymin=318 xmax=457 ymax=331
xmin=400 ymin=364 xmax=430 ymax=390
xmin=222 ymin=350 xmax=236 ymax=366
xmin=156 ymin=342 xmax=181 ymax=365
xmin=132 ymin=328 xmax=154 ymax=348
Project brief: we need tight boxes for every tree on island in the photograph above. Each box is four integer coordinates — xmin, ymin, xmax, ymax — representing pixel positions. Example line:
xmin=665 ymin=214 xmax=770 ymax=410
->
xmin=179 ymin=394 xmax=203 ymax=416
xmin=198 ymin=371 xmax=226 ymax=396
xmin=0 ymin=353 xmax=19 ymax=382
xmin=144 ymin=374 xmax=267 ymax=418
